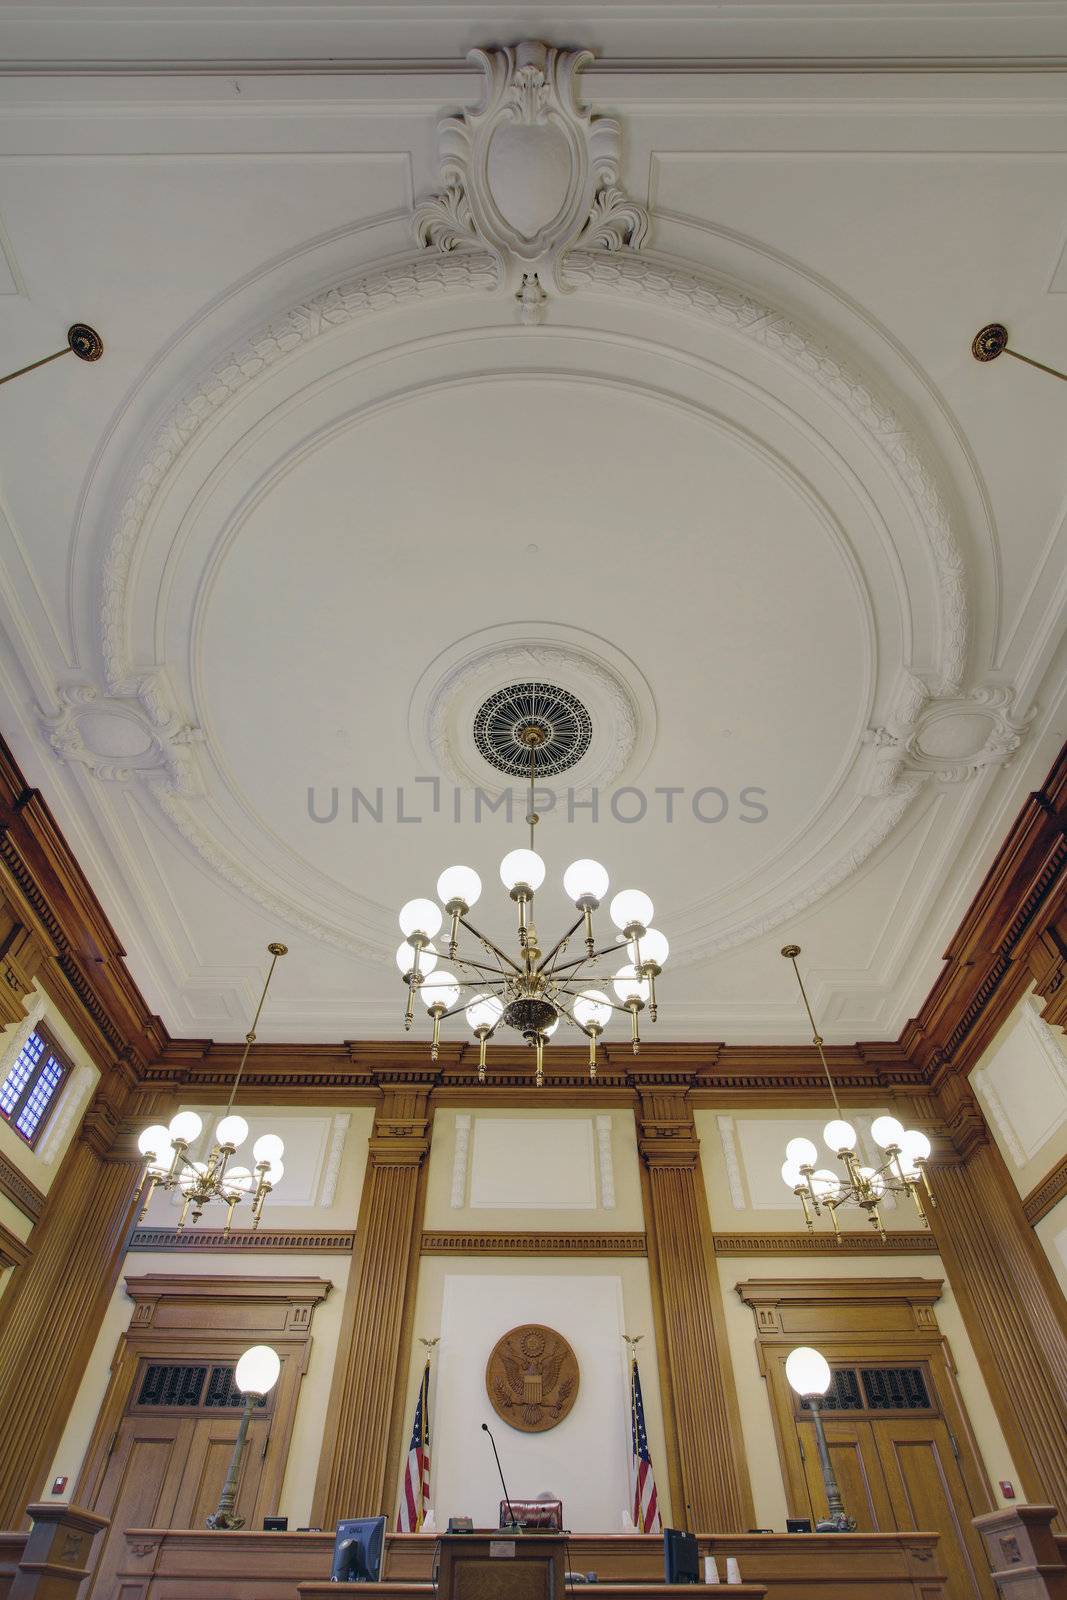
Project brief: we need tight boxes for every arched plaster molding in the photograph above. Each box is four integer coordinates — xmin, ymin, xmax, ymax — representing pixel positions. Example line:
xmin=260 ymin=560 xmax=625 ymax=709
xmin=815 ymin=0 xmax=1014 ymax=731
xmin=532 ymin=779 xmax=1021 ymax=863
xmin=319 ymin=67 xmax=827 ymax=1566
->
xmin=99 ymin=246 xmax=968 ymax=707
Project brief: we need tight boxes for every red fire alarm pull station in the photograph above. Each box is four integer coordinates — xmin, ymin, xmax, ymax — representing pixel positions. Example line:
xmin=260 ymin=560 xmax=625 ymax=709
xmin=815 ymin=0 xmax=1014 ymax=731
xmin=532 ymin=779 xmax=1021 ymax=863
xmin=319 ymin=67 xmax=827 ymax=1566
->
xmin=50 ymin=1476 xmax=67 ymax=1495
xmin=999 ymin=1481 xmax=1016 ymax=1499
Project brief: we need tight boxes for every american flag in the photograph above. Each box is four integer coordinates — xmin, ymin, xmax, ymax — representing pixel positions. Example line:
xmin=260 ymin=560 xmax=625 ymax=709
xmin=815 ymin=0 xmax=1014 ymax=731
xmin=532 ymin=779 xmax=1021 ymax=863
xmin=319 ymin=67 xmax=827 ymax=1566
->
xmin=396 ymin=1359 xmax=432 ymax=1532
xmin=630 ymin=1356 xmax=660 ymax=1533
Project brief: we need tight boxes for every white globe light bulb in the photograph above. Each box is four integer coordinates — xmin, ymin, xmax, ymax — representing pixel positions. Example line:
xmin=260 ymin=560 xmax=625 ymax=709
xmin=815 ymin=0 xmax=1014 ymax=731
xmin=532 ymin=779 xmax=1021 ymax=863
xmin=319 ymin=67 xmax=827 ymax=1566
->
xmin=215 ymin=1114 xmax=248 ymax=1149
xmin=811 ymin=1169 xmax=841 ymax=1200
xmin=898 ymin=1129 xmax=932 ymax=1168
xmin=399 ymin=898 xmax=443 ymax=940
xmin=437 ymin=865 xmax=482 ymax=910
xmin=573 ymin=990 xmax=612 ymax=1030
xmin=871 ymin=1115 xmax=905 ymax=1150
xmin=563 ymin=859 xmax=610 ymax=905
xmin=395 ymin=940 xmax=438 ymax=976
xmin=823 ymin=1118 xmax=857 ymax=1154
xmin=223 ymin=1165 xmax=254 ymax=1195
xmin=785 ymin=1346 xmax=831 ymax=1398
xmin=781 ymin=1159 xmax=803 ymax=1190
xmin=785 ymin=1136 xmax=818 ymax=1169
xmin=253 ymin=1133 xmax=285 ymax=1164
xmin=609 ymin=889 xmax=654 ymax=932
xmin=613 ymin=964 xmax=650 ymax=1005
xmin=168 ymin=1110 xmax=203 ymax=1144
xmin=466 ymin=994 xmax=504 ymax=1032
xmin=420 ymin=970 xmax=459 ymax=1010
xmin=263 ymin=1159 xmax=284 ymax=1186
xmin=235 ymin=1344 xmax=281 ymax=1396
xmin=637 ymin=928 xmax=669 ymax=968
xmin=499 ymin=849 xmax=545 ymax=893
xmin=138 ymin=1123 xmax=170 ymax=1158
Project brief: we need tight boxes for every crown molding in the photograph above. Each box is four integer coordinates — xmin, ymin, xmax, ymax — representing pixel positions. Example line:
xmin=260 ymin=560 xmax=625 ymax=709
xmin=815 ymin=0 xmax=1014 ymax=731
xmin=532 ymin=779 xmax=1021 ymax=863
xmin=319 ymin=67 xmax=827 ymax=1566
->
xmin=129 ymin=1227 xmax=355 ymax=1254
xmin=713 ymin=1230 xmax=937 ymax=1256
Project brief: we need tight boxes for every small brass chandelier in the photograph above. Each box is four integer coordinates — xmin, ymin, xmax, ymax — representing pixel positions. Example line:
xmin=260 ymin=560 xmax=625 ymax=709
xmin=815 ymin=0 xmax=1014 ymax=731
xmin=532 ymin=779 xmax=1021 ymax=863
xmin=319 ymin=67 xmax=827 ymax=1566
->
xmin=779 ymin=945 xmax=932 ymax=1239
xmin=136 ymin=943 xmax=288 ymax=1230
xmin=396 ymin=714 xmax=667 ymax=1085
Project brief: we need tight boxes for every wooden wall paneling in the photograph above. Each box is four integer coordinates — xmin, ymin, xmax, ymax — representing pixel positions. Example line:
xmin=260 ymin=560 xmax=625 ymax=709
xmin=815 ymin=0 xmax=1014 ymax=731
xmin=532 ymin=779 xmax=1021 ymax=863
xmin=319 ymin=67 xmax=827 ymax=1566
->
xmin=635 ymin=1080 xmax=754 ymax=1532
xmin=0 ymin=1129 xmax=144 ymax=1527
xmin=311 ymin=1079 xmax=434 ymax=1528
xmin=925 ymin=1128 xmax=1067 ymax=1525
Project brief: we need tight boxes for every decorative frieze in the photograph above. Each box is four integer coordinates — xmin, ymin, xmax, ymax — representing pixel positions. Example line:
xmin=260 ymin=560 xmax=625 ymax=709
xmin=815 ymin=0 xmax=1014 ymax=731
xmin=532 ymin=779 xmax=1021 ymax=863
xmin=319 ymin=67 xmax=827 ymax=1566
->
xmin=129 ymin=1227 xmax=355 ymax=1253
xmin=712 ymin=1230 xmax=937 ymax=1256
xmin=1023 ymin=1152 xmax=1067 ymax=1226
xmin=421 ymin=1230 xmax=646 ymax=1255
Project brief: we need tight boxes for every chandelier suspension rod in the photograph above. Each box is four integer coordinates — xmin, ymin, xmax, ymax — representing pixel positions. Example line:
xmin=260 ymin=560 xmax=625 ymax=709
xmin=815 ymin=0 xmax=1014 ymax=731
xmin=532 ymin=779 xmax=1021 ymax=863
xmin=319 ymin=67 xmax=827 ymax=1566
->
xmin=782 ymin=945 xmax=843 ymax=1118
xmin=223 ymin=942 xmax=287 ymax=1117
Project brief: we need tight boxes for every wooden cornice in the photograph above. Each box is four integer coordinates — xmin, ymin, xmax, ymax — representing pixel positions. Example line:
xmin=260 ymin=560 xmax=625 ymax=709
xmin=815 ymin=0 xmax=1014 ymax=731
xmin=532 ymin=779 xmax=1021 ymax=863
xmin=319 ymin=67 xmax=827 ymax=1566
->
xmin=1 ymin=726 xmax=1065 ymax=1111
xmin=0 ymin=743 xmax=167 ymax=1075
xmin=712 ymin=1229 xmax=937 ymax=1256
xmin=900 ymin=748 xmax=1067 ymax=1086
xmin=1022 ymin=1151 xmax=1067 ymax=1227
xmin=420 ymin=1229 xmax=648 ymax=1255
xmin=0 ymin=1147 xmax=44 ymax=1224
xmin=0 ymin=1219 xmax=31 ymax=1270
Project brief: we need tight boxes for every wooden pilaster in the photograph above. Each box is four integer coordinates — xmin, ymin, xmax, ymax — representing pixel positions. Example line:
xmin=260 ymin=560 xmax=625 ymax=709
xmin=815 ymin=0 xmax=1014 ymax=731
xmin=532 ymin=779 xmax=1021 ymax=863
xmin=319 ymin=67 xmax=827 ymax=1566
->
xmin=635 ymin=1078 xmax=754 ymax=1533
xmin=927 ymin=1086 xmax=1067 ymax=1527
xmin=311 ymin=1076 xmax=434 ymax=1527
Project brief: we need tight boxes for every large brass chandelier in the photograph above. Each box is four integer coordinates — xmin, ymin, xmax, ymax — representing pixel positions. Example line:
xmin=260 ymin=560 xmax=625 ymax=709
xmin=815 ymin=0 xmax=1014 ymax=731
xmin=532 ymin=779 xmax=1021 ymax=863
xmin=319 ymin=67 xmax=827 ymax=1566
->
xmin=779 ymin=945 xmax=932 ymax=1239
xmin=396 ymin=714 xmax=667 ymax=1085
xmin=135 ymin=944 xmax=288 ymax=1230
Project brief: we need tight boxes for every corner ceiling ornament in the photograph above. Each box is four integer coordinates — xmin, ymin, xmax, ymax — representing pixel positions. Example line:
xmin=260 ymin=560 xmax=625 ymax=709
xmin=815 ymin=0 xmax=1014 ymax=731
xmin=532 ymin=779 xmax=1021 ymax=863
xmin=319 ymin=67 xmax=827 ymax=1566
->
xmin=863 ymin=673 xmax=1032 ymax=794
xmin=413 ymin=42 xmax=648 ymax=323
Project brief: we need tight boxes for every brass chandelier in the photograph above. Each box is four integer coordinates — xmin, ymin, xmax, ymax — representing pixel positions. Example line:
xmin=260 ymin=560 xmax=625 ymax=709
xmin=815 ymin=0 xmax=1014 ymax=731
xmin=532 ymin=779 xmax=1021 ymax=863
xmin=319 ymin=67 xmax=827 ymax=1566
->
xmin=779 ymin=945 xmax=932 ymax=1239
xmin=135 ymin=943 xmax=288 ymax=1230
xmin=396 ymin=721 xmax=667 ymax=1085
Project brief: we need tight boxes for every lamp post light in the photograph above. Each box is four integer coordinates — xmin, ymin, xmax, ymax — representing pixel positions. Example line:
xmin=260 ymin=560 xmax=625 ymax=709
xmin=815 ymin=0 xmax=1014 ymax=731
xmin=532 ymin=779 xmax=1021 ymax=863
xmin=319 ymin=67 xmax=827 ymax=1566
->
xmin=785 ymin=1346 xmax=856 ymax=1533
xmin=206 ymin=1345 xmax=281 ymax=1530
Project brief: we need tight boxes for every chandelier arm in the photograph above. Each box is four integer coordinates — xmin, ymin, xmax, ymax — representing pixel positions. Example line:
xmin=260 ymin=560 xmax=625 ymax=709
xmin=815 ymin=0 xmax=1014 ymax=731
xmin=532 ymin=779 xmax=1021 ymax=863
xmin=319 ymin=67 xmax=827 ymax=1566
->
xmin=537 ymin=916 xmax=585 ymax=975
xmin=458 ymin=915 xmax=524 ymax=974
xmin=549 ymin=943 xmax=625 ymax=976
xmin=451 ymin=954 xmax=511 ymax=978
xmin=555 ymin=985 xmax=635 ymax=1018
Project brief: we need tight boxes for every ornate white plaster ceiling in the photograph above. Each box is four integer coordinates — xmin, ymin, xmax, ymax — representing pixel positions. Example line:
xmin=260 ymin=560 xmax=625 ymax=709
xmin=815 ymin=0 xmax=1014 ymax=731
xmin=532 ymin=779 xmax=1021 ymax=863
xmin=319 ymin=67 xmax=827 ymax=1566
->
xmin=0 ymin=6 xmax=1065 ymax=1043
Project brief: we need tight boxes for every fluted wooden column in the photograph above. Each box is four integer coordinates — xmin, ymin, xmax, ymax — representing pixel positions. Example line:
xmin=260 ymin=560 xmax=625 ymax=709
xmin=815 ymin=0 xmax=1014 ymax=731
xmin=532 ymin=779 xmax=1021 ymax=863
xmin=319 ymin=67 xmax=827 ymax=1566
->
xmin=636 ymin=1080 xmax=754 ymax=1533
xmin=927 ymin=1083 xmax=1067 ymax=1526
xmin=312 ymin=1079 xmax=433 ymax=1528
xmin=0 ymin=1075 xmax=149 ymax=1527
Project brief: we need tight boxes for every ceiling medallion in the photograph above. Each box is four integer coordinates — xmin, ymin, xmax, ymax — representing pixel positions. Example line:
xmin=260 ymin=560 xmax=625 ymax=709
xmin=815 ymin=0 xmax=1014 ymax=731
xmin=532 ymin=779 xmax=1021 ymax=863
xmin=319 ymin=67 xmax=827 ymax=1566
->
xmin=473 ymin=681 xmax=593 ymax=778
xmin=395 ymin=696 xmax=668 ymax=1085
xmin=413 ymin=40 xmax=648 ymax=323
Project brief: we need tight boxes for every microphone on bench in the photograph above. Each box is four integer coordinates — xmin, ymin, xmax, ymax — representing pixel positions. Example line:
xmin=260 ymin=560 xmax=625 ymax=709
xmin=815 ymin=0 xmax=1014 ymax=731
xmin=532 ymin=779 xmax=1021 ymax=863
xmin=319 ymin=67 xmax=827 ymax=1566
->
xmin=481 ymin=1422 xmax=520 ymax=1530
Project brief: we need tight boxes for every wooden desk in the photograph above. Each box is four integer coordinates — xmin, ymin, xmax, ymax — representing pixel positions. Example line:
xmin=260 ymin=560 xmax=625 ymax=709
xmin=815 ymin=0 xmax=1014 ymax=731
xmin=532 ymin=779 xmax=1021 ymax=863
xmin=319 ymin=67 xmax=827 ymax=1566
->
xmin=118 ymin=1527 xmax=946 ymax=1600
xmin=297 ymin=1587 xmax=767 ymax=1599
xmin=439 ymin=1531 xmax=566 ymax=1599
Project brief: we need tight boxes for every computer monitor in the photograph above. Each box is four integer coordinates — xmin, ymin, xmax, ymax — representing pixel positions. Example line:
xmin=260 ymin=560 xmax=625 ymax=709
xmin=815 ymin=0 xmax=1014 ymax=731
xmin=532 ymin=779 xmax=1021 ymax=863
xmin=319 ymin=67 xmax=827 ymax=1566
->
xmin=330 ymin=1516 xmax=386 ymax=1582
xmin=663 ymin=1527 xmax=699 ymax=1584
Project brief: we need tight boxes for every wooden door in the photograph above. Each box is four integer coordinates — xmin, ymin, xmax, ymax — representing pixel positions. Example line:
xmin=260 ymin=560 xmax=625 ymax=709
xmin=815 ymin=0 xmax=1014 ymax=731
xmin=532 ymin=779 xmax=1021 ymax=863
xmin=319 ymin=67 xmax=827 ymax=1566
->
xmin=874 ymin=1418 xmax=994 ymax=1600
xmin=783 ymin=1364 xmax=994 ymax=1600
xmin=796 ymin=1415 xmax=894 ymax=1532
xmin=83 ymin=1414 xmax=194 ymax=1598
xmin=85 ymin=1358 xmax=275 ymax=1597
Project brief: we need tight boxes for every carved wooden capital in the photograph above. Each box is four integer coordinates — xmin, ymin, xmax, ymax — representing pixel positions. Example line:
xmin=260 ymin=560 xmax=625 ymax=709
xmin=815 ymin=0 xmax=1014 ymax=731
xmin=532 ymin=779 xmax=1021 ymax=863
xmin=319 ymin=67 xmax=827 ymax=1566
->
xmin=1027 ymin=913 xmax=1067 ymax=1029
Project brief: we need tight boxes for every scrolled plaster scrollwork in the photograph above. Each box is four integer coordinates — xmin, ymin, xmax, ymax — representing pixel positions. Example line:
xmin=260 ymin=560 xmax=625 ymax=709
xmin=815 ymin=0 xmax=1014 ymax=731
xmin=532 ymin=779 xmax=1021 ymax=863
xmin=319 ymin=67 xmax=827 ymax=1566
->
xmin=413 ymin=42 xmax=648 ymax=321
